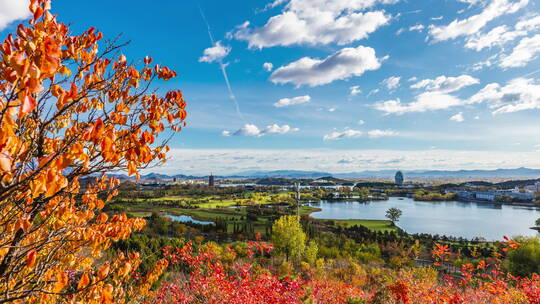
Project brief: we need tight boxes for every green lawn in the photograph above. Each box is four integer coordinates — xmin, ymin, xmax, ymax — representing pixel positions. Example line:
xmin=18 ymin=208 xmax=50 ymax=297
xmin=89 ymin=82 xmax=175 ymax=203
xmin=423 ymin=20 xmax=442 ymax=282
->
xmin=116 ymin=195 xmax=275 ymax=209
xmin=328 ymin=219 xmax=398 ymax=232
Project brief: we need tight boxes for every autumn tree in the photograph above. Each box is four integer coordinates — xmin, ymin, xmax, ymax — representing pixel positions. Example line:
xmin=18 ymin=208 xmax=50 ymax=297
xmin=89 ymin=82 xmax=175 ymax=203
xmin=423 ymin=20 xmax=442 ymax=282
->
xmin=272 ymin=215 xmax=306 ymax=261
xmin=0 ymin=0 xmax=186 ymax=303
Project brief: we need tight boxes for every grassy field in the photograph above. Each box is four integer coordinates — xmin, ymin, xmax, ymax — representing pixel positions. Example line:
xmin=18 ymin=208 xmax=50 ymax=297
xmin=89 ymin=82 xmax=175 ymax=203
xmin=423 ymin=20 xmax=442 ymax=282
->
xmin=115 ymin=194 xmax=278 ymax=209
xmin=327 ymin=219 xmax=398 ymax=232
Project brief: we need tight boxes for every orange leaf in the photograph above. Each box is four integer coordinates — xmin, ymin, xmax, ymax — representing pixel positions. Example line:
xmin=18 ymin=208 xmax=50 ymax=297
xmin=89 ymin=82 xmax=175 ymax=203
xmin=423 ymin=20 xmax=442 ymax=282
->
xmin=20 ymin=94 xmax=37 ymax=116
xmin=98 ymin=263 xmax=110 ymax=280
xmin=54 ymin=272 xmax=68 ymax=292
xmin=26 ymin=250 xmax=37 ymax=268
xmin=0 ymin=153 xmax=11 ymax=172
xmin=97 ymin=213 xmax=108 ymax=224
xmin=78 ymin=272 xmax=90 ymax=290
xmin=101 ymin=284 xmax=114 ymax=303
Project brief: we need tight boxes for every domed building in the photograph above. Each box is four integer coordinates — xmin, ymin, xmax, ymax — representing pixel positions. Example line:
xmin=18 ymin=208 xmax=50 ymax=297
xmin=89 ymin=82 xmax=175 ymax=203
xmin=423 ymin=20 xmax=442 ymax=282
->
xmin=395 ymin=171 xmax=404 ymax=185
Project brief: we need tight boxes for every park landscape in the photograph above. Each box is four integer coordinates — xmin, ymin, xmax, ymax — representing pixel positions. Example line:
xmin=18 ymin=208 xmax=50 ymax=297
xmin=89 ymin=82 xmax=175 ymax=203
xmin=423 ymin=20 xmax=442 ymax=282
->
xmin=2 ymin=0 xmax=540 ymax=303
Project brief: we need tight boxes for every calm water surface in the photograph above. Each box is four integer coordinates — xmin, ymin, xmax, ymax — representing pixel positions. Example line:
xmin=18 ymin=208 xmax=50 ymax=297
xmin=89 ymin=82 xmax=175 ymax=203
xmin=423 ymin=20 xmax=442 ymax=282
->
xmin=166 ymin=214 xmax=214 ymax=225
xmin=308 ymin=197 xmax=540 ymax=241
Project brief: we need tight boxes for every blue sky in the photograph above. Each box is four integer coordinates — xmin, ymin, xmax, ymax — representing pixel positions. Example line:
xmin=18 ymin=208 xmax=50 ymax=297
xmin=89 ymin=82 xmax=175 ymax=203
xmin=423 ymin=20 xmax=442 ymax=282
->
xmin=2 ymin=0 xmax=540 ymax=174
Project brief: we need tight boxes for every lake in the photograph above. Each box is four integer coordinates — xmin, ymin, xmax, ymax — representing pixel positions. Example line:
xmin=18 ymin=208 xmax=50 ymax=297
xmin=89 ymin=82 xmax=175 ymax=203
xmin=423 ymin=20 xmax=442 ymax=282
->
xmin=308 ymin=197 xmax=540 ymax=241
xmin=166 ymin=214 xmax=214 ymax=225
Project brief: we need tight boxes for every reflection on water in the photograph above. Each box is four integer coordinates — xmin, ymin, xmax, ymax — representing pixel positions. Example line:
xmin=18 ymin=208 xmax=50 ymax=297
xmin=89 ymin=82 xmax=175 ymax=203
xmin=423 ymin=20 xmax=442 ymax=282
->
xmin=166 ymin=214 xmax=214 ymax=225
xmin=308 ymin=197 xmax=540 ymax=241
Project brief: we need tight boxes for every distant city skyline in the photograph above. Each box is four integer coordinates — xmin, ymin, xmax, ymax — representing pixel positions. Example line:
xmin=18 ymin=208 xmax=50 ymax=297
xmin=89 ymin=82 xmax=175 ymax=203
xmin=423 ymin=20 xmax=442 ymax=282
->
xmin=2 ymin=0 xmax=539 ymax=174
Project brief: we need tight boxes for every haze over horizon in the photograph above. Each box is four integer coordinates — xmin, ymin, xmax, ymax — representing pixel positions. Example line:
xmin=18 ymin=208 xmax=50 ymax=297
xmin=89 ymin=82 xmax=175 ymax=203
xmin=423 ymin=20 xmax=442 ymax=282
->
xmin=3 ymin=0 xmax=540 ymax=175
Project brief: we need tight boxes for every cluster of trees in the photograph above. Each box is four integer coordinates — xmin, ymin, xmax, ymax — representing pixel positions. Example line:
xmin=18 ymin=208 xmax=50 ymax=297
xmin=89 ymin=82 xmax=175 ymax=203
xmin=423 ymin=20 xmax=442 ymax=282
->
xmin=145 ymin=217 xmax=540 ymax=304
xmin=413 ymin=190 xmax=456 ymax=201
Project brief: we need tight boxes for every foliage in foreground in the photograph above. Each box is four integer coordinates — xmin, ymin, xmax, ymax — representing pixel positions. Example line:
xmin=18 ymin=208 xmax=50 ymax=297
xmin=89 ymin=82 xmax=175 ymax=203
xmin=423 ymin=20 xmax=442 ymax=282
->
xmin=0 ymin=0 xmax=186 ymax=302
xmin=146 ymin=235 xmax=540 ymax=304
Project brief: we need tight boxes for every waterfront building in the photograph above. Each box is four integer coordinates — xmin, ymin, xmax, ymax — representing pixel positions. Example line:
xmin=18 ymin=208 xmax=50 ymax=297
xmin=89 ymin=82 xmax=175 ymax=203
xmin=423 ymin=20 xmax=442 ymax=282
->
xmin=475 ymin=191 xmax=498 ymax=201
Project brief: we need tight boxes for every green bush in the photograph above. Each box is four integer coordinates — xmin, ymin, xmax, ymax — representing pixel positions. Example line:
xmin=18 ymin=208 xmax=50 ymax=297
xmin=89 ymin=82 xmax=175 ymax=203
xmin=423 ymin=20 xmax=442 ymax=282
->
xmin=505 ymin=237 xmax=540 ymax=277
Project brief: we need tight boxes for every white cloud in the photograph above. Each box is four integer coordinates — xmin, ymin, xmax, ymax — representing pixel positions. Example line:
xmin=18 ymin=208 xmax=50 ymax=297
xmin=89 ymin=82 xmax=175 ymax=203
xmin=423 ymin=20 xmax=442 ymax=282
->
xmin=199 ymin=41 xmax=231 ymax=63
xmin=411 ymin=75 xmax=479 ymax=93
xmin=499 ymin=34 xmax=540 ymax=68
xmin=273 ymin=95 xmax=311 ymax=107
xmin=265 ymin=124 xmax=299 ymax=134
xmin=232 ymin=124 xmax=262 ymax=137
xmin=231 ymin=0 xmax=394 ymax=48
xmin=323 ymin=129 xmax=363 ymax=140
xmin=357 ymin=120 xmax=365 ymax=125
xmin=450 ymin=112 xmax=465 ymax=122
xmin=368 ymin=88 xmax=380 ymax=96
xmin=323 ymin=128 xmax=398 ymax=140
xmin=468 ymin=78 xmax=540 ymax=114
xmin=515 ymin=15 xmax=540 ymax=31
xmin=0 ymin=0 xmax=30 ymax=31
xmin=225 ymin=124 xmax=299 ymax=137
xmin=431 ymin=16 xmax=443 ymax=21
xmin=409 ymin=24 xmax=425 ymax=32
xmin=151 ymin=148 xmax=540 ymax=175
xmin=465 ymin=25 xmax=526 ymax=51
xmin=373 ymin=92 xmax=463 ymax=114
xmin=350 ymin=85 xmax=362 ymax=96
xmin=429 ymin=0 xmax=529 ymax=42
xmin=328 ymin=107 xmax=336 ymax=112
xmin=376 ymin=77 xmax=540 ymax=115
xmin=270 ymin=45 xmax=383 ymax=87
xmin=474 ymin=115 xmax=480 ymax=119
xmin=368 ymin=129 xmax=398 ymax=138
xmin=381 ymin=76 xmax=401 ymax=91
xmin=465 ymin=15 xmax=540 ymax=51
xmin=263 ymin=62 xmax=274 ymax=72
xmin=408 ymin=76 xmax=418 ymax=82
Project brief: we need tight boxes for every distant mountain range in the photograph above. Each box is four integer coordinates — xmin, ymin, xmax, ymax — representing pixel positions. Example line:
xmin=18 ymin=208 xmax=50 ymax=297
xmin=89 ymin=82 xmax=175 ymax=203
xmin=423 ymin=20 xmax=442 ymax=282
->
xmin=233 ymin=168 xmax=540 ymax=179
xmin=338 ymin=167 xmax=540 ymax=179
xmin=110 ymin=167 xmax=540 ymax=180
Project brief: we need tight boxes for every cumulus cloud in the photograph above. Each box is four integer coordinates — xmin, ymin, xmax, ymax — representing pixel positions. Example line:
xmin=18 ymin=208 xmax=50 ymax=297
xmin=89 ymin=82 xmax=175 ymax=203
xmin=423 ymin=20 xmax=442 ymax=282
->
xmin=231 ymin=0 xmax=394 ymax=48
xmin=465 ymin=25 xmax=526 ymax=51
xmin=450 ymin=112 xmax=465 ymax=122
xmin=499 ymin=34 xmax=540 ymax=68
xmin=270 ymin=45 xmax=383 ymax=87
xmin=224 ymin=124 xmax=299 ymax=137
xmin=368 ymin=129 xmax=398 ymax=138
xmin=381 ymin=76 xmax=401 ymax=91
xmin=375 ymin=77 xmax=538 ymax=115
xmin=350 ymin=85 xmax=362 ymax=96
xmin=465 ymin=15 xmax=540 ymax=51
xmin=410 ymin=75 xmax=479 ymax=93
xmin=357 ymin=119 xmax=365 ymax=125
xmin=0 ymin=0 xmax=30 ymax=31
xmin=265 ymin=124 xmax=299 ymax=134
xmin=468 ymin=78 xmax=540 ymax=114
xmin=373 ymin=92 xmax=463 ymax=114
xmin=273 ymin=95 xmax=311 ymax=107
xmin=429 ymin=0 xmax=529 ymax=42
xmin=263 ymin=62 xmax=274 ymax=71
xmin=199 ymin=41 xmax=231 ymax=63
xmin=323 ymin=128 xmax=397 ymax=140
xmin=323 ymin=129 xmax=363 ymax=140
